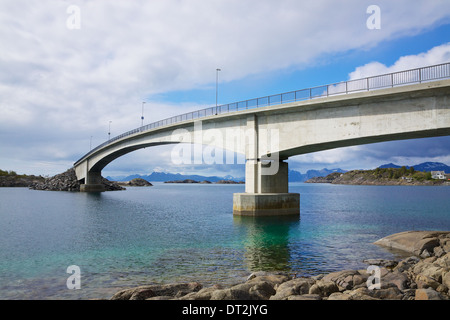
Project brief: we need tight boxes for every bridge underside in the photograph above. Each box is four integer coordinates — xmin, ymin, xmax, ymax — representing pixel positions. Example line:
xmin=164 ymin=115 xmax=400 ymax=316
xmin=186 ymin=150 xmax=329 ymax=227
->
xmin=74 ymin=80 xmax=450 ymax=216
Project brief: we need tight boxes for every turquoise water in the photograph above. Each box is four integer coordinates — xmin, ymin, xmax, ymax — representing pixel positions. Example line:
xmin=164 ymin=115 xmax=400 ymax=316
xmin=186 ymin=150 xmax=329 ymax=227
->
xmin=0 ymin=183 xmax=449 ymax=299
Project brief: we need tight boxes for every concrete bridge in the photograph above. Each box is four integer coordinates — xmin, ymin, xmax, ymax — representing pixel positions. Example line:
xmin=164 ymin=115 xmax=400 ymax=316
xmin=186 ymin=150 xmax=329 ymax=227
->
xmin=74 ymin=63 xmax=450 ymax=216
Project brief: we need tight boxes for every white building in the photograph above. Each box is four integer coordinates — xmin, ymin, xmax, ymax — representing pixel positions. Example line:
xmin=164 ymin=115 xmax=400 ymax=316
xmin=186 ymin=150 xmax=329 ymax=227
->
xmin=431 ymin=171 xmax=446 ymax=179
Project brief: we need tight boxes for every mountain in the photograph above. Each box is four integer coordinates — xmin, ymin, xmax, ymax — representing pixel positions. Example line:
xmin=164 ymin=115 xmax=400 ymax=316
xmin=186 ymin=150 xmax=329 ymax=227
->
xmin=108 ymin=168 xmax=347 ymax=183
xmin=107 ymin=171 xmax=245 ymax=183
xmin=289 ymin=168 xmax=347 ymax=182
xmin=378 ymin=162 xmax=450 ymax=173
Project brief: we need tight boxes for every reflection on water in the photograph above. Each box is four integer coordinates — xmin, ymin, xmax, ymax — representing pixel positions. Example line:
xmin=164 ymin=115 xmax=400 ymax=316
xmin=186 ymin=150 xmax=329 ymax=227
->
xmin=233 ymin=215 xmax=300 ymax=272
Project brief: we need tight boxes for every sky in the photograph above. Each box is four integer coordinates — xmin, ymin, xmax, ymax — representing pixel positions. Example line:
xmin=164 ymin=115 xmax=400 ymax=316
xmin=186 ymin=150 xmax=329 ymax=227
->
xmin=0 ymin=0 xmax=450 ymax=178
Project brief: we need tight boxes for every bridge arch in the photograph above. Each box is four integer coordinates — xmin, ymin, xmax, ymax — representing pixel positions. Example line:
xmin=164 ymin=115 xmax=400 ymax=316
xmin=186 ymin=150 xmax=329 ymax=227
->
xmin=73 ymin=64 xmax=450 ymax=215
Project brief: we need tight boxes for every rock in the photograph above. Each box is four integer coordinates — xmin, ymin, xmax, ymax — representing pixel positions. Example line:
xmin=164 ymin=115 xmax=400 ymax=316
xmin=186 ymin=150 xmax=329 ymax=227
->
xmin=413 ymin=262 xmax=446 ymax=283
xmin=129 ymin=288 xmax=156 ymax=300
xmin=443 ymin=272 xmax=450 ymax=289
xmin=246 ymin=272 xmax=291 ymax=286
xmin=327 ymin=292 xmax=352 ymax=300
xmin=178 ymin=286 xmax=222 ymax=300
xmin=434 ymin=246 xmax=446 ymax=258
xmin=369 ymin=286 xmax=404 ymax=300
xmin=308 ymin=280 xmax=339 ymax=297
xmin=321 ymin=270 xmax=363 ymax=291
xmin=110 ymin=282 xmax=202 ymax=300
xmin=382 ymin=270 xmax=410 ymax=291
xmin=210 ymin=281 xmax=275 ymax=300
xmin=363 ymin=259 xmax=398 ymax=268
xmin=346 ymin=287 xmax=380 ymax=300
xmin=434 ymin=252 xmax=450 ymax=268
xmin=374 ymin=231 xmax=449 ymax=256
xmin=415 ymin=288 xmax=445 ymax=300
xmin=270 ymin=278 xmax=316 ymax=300
xmin=30 ymin=168 xmax=125 ymax=192
xmin=287 ymin=294 xmax=322 ymax=300
xmin=118 ymin=178 xmax=153 ymax=187
xmin=394 ymin=256 xmax=420 ymax=272
xmin=415 ymin=274 xmax=441 ymax=290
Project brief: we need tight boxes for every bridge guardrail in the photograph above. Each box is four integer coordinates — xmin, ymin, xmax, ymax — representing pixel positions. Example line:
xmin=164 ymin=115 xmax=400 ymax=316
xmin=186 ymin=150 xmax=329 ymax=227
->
xmin=75 ymin=62 xmax=450 ymax=164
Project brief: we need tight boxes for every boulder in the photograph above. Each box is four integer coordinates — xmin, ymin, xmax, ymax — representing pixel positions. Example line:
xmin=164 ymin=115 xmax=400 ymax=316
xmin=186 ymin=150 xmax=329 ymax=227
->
xmin=270 ymin=278 xmax=316 ymax=300
xmin=110 ymin=282 xmax=202 ymax=300
xmin=374 ymin=231 xmax=449 ymax=256
xmin=381 ymin=270 xmax=410 ymax=291
xmin=287 ymin=294 xmax=322 ymax=300
xmin=178 ymin=286 xmax=222 ymax=300
xmin=210 ymin=281 xmax=275 ymax=300
xmin=321 ymin=270 xmax=364 ymax=291
xmin=415 ymin=288 xmax=445 ymax=300
xmin=308 ymin=280 xmax=339 ymax=297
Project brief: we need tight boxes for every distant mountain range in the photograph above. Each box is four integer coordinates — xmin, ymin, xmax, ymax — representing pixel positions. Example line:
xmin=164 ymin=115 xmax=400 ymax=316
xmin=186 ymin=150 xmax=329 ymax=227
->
xmin=379 ymin=162 xmax=450 ymax=173
xmin=107 ymin=162 xmax=449 ymax=183
xmin=107 ymin=168 xmax=347 ymax=183
xmin=106 ymin=172 xmax=245 ymax=183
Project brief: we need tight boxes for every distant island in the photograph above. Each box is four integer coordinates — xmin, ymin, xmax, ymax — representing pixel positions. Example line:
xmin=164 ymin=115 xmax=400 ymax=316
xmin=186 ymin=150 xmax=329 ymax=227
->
xmin=165 ymin=179 xmax=244 ymax=184
xmin=306 ymin=166 xmax=450 ymax=186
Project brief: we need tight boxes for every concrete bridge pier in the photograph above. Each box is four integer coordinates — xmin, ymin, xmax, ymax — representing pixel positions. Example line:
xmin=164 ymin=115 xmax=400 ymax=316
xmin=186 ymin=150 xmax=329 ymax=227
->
xmin=80 ymin=171 xmax=105 ymax=192
xmin=233 ymin=159 xmax=300 ymax=216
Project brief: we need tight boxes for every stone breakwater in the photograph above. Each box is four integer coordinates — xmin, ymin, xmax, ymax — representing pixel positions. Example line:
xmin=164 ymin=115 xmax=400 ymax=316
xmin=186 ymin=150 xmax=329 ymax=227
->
xmin=29 ymin=168 xmax=125 ymax=192
xmin=109 ymin=231 xmax=450 ymax=300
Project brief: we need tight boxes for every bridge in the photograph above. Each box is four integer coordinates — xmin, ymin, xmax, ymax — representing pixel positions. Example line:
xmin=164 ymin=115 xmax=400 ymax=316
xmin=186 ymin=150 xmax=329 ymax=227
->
xmin=74 ymin=63 xmax=450 ymax=216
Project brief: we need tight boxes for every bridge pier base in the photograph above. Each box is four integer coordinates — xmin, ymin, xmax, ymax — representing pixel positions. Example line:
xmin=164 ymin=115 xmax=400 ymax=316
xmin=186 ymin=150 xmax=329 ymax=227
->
xmin=233 ymin=193 xmax=300 ymax=216
xmin=80 ymin=171 xmax=105 ymax=192
xmin=233 ymin=159 xmax=300 ymax=216
xmin=80 ymin=184 xmax=105 ymax=192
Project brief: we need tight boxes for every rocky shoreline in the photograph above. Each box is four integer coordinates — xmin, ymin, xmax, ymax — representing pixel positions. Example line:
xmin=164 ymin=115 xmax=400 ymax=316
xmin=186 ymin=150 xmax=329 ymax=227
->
xmin=306 ymin=170 xmax=450 ymax=186
xmin=108 ymin=231 xmax=450 ymax=300
xmin=29 ymin=168 xmax=125 ymax=191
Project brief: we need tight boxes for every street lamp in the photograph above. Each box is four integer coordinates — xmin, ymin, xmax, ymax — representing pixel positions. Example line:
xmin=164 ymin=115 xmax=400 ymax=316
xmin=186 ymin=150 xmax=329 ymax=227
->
xmin=216 ymin=68 xmax=221 ymax=114
xmin=90 ymin=136 xmax=93 ymax=150
xmin=141 ymin=101 xmax=146 ymax=127
xmin=108 ymin=121 xmax=112 ymax=141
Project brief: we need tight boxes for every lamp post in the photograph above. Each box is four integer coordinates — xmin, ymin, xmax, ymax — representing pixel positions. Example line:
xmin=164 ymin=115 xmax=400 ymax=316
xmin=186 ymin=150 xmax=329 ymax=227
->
xmin=141 ymin=101 xmax=146 ymax=127
xmin=216 ymin=68 xmax=221 ymax=114
xmin=108 ymin=121 xmax=112 ymax=141
xmin=90 ymin=136 xmax=93 ymax=150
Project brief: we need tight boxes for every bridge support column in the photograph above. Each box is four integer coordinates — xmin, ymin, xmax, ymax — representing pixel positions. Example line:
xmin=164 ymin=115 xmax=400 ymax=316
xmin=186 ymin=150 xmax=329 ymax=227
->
xmin=233 ymin=160 xmax=300 ymax=216
xmin=80 ymin=171 xmax=105 ymax=192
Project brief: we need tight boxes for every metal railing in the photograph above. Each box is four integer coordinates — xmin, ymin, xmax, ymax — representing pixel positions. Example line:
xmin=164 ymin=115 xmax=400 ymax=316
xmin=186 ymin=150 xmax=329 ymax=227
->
xmin=75 ymin=62 xmax=450 ymax=164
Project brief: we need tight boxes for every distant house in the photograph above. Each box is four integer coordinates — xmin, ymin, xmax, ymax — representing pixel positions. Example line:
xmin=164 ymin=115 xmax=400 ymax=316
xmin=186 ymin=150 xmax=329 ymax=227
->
xmin=431 ymin=171 xmax=446 ymax=179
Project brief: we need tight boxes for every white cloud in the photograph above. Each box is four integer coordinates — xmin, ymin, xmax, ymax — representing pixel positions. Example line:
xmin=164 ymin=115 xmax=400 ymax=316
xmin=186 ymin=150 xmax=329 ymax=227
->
xmin=349 ymin=42 xmax=450 ymax=79
xmin=0 ymin=0 xmax=449 ymax=175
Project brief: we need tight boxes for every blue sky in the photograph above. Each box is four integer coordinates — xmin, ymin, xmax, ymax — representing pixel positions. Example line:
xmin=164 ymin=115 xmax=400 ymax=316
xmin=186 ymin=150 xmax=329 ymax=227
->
xmin=0 ymin=1 xmax=449 ymax=178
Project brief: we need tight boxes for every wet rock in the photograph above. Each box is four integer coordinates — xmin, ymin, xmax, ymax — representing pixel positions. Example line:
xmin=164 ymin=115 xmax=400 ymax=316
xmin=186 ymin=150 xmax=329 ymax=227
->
xmin=374 ymin=231 xmax=449 ymax=256
xmin=415 ymin=288 xmax=446 ymax=300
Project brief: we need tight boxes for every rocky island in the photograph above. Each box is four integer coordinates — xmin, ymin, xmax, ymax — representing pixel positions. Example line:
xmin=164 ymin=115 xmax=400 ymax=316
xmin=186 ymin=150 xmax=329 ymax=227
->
xmin=108 ymin=230 xmax=450 ymax=300
xmin=29 ymin=168 xmax=125 ymax=191
xmin=116 ymin=178 xmax=153 ymax=187
xmin=306 ymin=167 xmax=450 ymax=186
xmin=0 ymin=169 xmax=45 ymax=187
